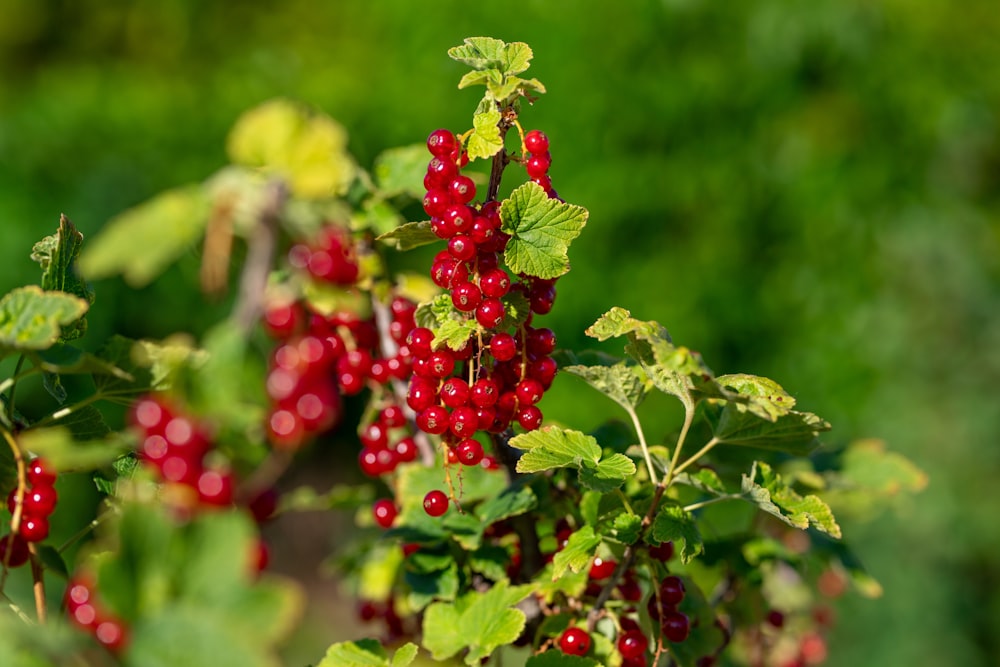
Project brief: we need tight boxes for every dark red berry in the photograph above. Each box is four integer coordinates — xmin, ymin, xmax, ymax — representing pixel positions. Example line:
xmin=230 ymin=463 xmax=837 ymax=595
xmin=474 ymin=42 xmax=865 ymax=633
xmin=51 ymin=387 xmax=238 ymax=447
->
xmin=588 ymin=556 xmax=617 ymax=580
xmin=649 ymin=541 xmax=674 ymax=562
xmin=451 ymin=281 xmax=482 ymax=312
xmin=476 ymin=298 xmax=505 ymax=329
xmin=26 ymin=458 xmax=57 ymax=488
xmin=440 ymin=377 xmax=471 ymax=408
xmin=0 ymin=533 xmax=29 ymax=568
xmin=94 ymin=618 xmax=129 ymax=653
xmin=618 ymin=629 xmax=649 ymax=660
xmin=423 ymin=490 xmax=449 ymax=517
xmin=478 ymin=268 xmax=511 ymax=298
xmin=515 ymin=378 xmax=545 ymax=406
xmin=767 ymin=609 xmax=785 ymax=628
xmin=659 ymin=576 xmax=685 ymax=607
xmin=380 ymin=405 xmax=407 ymax=428
xmin=449 ymin=406 xmax=479 ymax=438
xmin=559 ymin=627 xmax=592 ymax=656
xmin=490 ymin=333 xmax=518 ymax=361
xmin=18 ymin=515 xmax=49 ymax=543
xmin=470 ymin=377 xmax=500 ymax=407
xmin=393 ymin=437 xmax=418 ymax=463
xmin=516 ymin=405 xmax=543 ymax=431
xmin=661 ymin=611 xmax=690 ymax=643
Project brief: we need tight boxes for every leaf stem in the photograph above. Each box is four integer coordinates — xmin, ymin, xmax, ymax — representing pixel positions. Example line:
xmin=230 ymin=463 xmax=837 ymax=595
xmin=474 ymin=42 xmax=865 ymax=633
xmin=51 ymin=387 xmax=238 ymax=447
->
xmin=663 ymin=401 xmax=697 ymax=487
xmin=232 ymin=179 xmax=286 ymax=336
xmin=1 ymin=591 xmax=33 ymax=624
xmin=671 ymin=437 xmax=720 ymax=480
xmin=625 ymin=404 xmax=658 ymax=485
xmin=683 ymin=493 xmax=741 ymax=513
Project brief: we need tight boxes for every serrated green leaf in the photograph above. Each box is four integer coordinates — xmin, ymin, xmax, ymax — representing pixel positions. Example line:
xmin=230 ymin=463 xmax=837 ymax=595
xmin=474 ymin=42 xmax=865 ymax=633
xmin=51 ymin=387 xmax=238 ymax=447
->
xmin=501 ymin=182 xmax=588 ymax=279
xmin=741 ymin=461 xmax=841 ymax=538
xmin=0 ymin=287 xmax=89 ymax=352
xmin=611 ymin=512 xmax=643 ymax=545
xmin=476 ymin=485 xmax=537 ymax=525
xmin=563 ymin=362 xmax=650 ymax=412
xmin=31 ymin=215 xmax=93 ymax=341
xmin=673 ymin=468 xmax=727 ymax=495
xmin=469 ymin=545 xmax=511 ymax=582
xmin=47 ymin=404 xmax=112 ymax=441
xmin=715 ymin=373 xmax=796 ymax=419
xmin=373 ymin=144 xmax=428 ymax=199
xmin=423 ymin=582 xmax=533 ymax=664
xmin=578 ymin=453 xmax=635 ymax=492
xmin=552 ymin=525 xmax=601 ymax=579
xmin=317 ymin=639 xmax=389 ymax=667
xmin=467 ymin=95 xmax=503 ymax=160
xmin=226 ymin=98 xmax=356 ymax=198
xmin=79 ymin=185 xmax=210 ymax=287
xmin=512 ymin=427 xmax=601 ymax=474
xmin=458 ymin=69 xmax=499 ymax=90
xmin=580 ymin=490 xmax=602 ymax=527
xmin=651 ymin=504 xmax=704 ymax=564
xmin=585 ymin=307 xmax=669 ymax=343
xmin=526 ymin=652 xmax=600 ymax=667
xmin=500 ymin=288 xmax=532 ymax=329
xmin=406 ymin=561 xmax=460 ymax=609
xmin=414 ymin=294 xmax=477 ymax=350
xmin=390 ymin=643 xmax=419 ymax=667
xmin=705 ymin=401 xmax=829 ymax=454
xmin=448 ymin=37 xmax=533 ymax=76
xmin=376 ymin=220 xmax=439 ymax=251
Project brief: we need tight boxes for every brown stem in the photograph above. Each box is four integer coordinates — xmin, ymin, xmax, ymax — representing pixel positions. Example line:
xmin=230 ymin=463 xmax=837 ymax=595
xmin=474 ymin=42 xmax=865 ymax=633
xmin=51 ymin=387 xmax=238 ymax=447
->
xmin=29 ymin=544 xmax=46 ymax=624
xmin=484 ymin=104 xmax=518 ymax=203
xmin=232 ymin=179 xmax=286 ymax=335
xmin=586 ymin=482 xmax=668 ymax=631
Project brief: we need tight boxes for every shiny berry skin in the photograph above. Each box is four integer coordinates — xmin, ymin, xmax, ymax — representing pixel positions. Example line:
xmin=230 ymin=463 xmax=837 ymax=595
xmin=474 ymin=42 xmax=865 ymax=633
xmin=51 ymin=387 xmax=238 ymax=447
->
xmin=372 ymin=499 xmax=398 ymax=528
xmin=527 ymin=327 xmax=556 ymax=356
xmin=456 ymin=439 xmax=484 ymax=466
xmin=649 ymin=541 xmax=674 ymax=562
xmin=588 ymin=556 xmax=617 ymax=580
xmin=470 ymin=377 xmax=500 ymax=407
xmin=407 ymin=380 xmax=438 ymax=412
xmin=524 ymin=130 xmax=549 ymax=154
xmin=26 ymin=458 xmax=57 ymax=488
xmin=423 ymin=490 xmax=449 ymax=517
xmin=515 ymin=378 xmax=545 ymax=406
xmin=476 ymin=298 xmax=506 ymax=329
xmin=427 ymin=349 xmax=456 ymax=378
xmin=559 ymin=627 xmax=592 ymax=656
xmin=490 ymin=333 xmax=518 ymax=361
xmin=659 ymin=576 xmax=686 ymax=607
xmin=360 ymin=421 xmax=390 ymax=450
xmin=0 ymin=533 xmax=29 ymax=568
xmin=618 ymin=629 xmax=649 ymax=660
xmin=427 ymin=129 xmax=457 ymax=157
xmin=448 ymin=175 xmax=476 ymax=204
xmin=9 ymin=486 xmax=58 ymax=517
xmin=451 ymin=281 xmax=482 ymax=312
xmin=529 ymin=356 xmax=558 ymax=389
xmin=516 ymin=405 xmax=543 ymax=431
xmin=525 ymin=153 xmax=552 ymax=178
xmin=449 ymin=406 xmax=479 ymax=438
xmin=442 ymin=204 xmax=475 ymax=235
xmin=661 ymin=611 xmax=690 ymax=643
xmin=440 ymin=377 xmax=470 ymax=408
xmin=478 ymin=269 xmax=511 ymax=298
xmin=393 ymin=437 xmax=418 ymax=463
xmin=407 ymin=328 xmax=435 ymax=358
xmin=380 ymin=405 xmax=407 ymax=429
xmin=448 ymin=235 xmax=477 ymax=262
xmin=417 ymin=406 xmax=450 ymax=435
xmin=18 ymin=515 xmax=49 ymax=542
xmin=358 ymin=449 xmax=383 ymax=477
xmin=426 ymin=156 xmax=458 ymax=187
xmin=94 ymin=618 xmax=129 ymax=653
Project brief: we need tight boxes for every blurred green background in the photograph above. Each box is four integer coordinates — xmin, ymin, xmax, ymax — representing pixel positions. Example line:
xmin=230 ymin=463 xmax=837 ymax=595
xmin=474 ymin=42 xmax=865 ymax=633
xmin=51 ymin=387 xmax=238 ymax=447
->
xmin=2 ymin=0 xmax=998 ymax=665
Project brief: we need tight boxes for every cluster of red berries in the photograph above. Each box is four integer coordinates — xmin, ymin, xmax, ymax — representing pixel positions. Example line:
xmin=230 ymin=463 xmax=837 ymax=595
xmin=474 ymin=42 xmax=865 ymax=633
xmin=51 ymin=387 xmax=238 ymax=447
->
xmin=287 ymin=224 xmax=359 ymax=286
xmin=0 ymin=458 xmax=58 ymax=567
xmin=130 ymin=394 xmax=234 ymax=508
xmin=522 ymin=128 xmax=557 ymax=198
xmin=66 ymin=575 xmax=129 ymax=654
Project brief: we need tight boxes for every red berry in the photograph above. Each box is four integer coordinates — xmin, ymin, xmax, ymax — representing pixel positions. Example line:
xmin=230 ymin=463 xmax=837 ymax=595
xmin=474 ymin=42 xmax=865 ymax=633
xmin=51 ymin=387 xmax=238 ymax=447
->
xmin=470 ymin=377 xmax=500 ymax=407
xmin=661 ymin=611 xmax=690 ymax=643
xmin=618 ymin=629 xmax=649 ymax=660
xmin=455 ymin=438 xmax=485 ymax=466
xmin=558 ymin=627 xmax=591 ymax=656
xmin=372 ymin=499 xmax=398 ymax=528
xmin=516 ymin=405 xmax=543 ymax=431
xmin=529 ymin=356 xmax=558 ymax=389
xmin=129 ymin=396 xmax=172 ymax=434
xmin=442 ymin=204 xmax=475 ymax=235
xmin=427 ymin=129 xmax=457 ymax=157
xmin=525 ymin=153 xmax=552 ymax=178
xmin=524 ymin=130 xmax=549 ymax=154
xmin=515 ymin=378 xmax=545 ymax=406
xmin=18 ymin=515 xmax=49 ymax=542
xmin=451 ymin=281 xmax=482 ymax=312
xmin=360 ymin=421 xmax=390 ymax=450
xmin=94 ymin=618 xmax=130 ymax=653
xmin=448 ymin=175 xmax=476 ymax=204
xmin=393 ymin=437 xmax=418 ymax=463
xmin=526 ymin=327 xmax=556 ymax=356
xmin=424 ymin=189 xmax=450 ymax=219
xmin=407 ymin=380 xmax=438 ymax=412
xmin=248 ymin=488 xmax=279 ymax=523
xmin=478 ymin=269 xmax=511 ymax=298
xmin=449 ymin=406 xmax=479 ymax=438
xmin=262 ymin=300 xmax=304 ymax=339
xmin=480 ymin=455 xmax=500 ymax=470
xmin=423 ymin=490 xmax=449 ymax=517
xmin=476 ymin=298 xmax=506 ymax=329
xmin=196 ymin=469 xmax=234 ymax=507
xmin=767 ymin=609 xmax=785 ymax=628
xmin=267 ymin=408 xmax=306 ymax=449
xmin=0 ymin=533 xmax=29 ymax=567
xmin=448 ymin=235 xmax=477 ymax=262
xmin=427 ymin=349 xmax=456 ymax=378
xmin=659 ymin=576 xmax=686 ymax=607
xmin=358 ymin=449 xmax=383 ymax=477
xmin=649 ymin=541 xmax=674 ymax=562
xmin=490 ymin=333 xmax=518 ymax=361
xmin=407 ymin=328 xmax=435 ymax=358
xmin=439 ymin=377 xmax=471 ymax=408
xmin=588 ymin=556 xmax=617 ymax=580
xmin=417 ymin=406 xmax=450 ymax=435
xmin=26 ymin=458 xmax=57 ymax=488
xmin=380 ymin=405 xmax=407 ymax=428
xmin=426 ymin=156 xmax=458 ymax=187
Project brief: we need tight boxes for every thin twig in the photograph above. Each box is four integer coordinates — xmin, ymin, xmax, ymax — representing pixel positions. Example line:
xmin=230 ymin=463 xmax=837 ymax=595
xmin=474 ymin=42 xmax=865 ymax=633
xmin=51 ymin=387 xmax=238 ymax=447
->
xmin=232 ymin=179 xmax=286 ymax=335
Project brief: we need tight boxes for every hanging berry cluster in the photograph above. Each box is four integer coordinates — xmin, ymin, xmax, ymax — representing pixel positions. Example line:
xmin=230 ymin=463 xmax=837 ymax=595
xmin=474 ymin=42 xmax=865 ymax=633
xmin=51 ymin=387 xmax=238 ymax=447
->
xmin=406 ymin=127 xmax=564 ymax=515
xmin=65 ymin=575 xmax=129 ymax=654
xmin=0 ymin=457 xmax=58 ymax=568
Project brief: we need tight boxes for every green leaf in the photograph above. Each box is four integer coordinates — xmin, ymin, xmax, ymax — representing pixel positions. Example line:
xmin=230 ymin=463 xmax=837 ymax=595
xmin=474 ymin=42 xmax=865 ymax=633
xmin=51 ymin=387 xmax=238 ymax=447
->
xmin=525 ymin=652 xmax=600 ymax=667
xmin=91 ymin=335 xmax=198 ymax=399
xmin=353 ymin=199 xmax=404 ymax=237
xmin=0 ymin=287 xmax=89 ymax=352
xmin=31 ymin=215 xmax=93 ymax=341
xmin=466 ymin=95 xmax=503 ymax=160
xmin=551 ymin=525 xmax=601 ymax=579
xmin=674 ymin=468 xmax=727 ymax=495
xmin=651 ymin=504 xmax=704 ymax=564
xmin=317 ymin=639 xmax=389 ymax=667
xmin=578 ymin=453 xmax=636 ymax=492
xmin=79 ymin=185 xmax=210 ymax=287
xmin=475 ymin=485 xmax=537 ymax=526
xmin=414 ymin=294 xmax=477 ymax=351
xmin=705 ymin=401 xmax=829 ymax=455
xmin=458 ymin=68 xmax=499 ymax=90
xmin=741 ymin=461 xmax=842 ymax=538
xmin=511 ymin=427 xmax=601 ymax=474
xmin=422 ymin=582 xmax=533 ymax=664
xmin=17 ymin=428 xmax=126 ymax=472
xmin=226 ymin=98 xmax=356 ymax=198
xmin=376 ymin=220 xmax=439 ymax=251
xmin=448 ymin=37 xmax=533 ymax=76
xmin=715 ymin=373 xmax=796 ymax=419
xmin=611 ymin=512 xmax=643 ymax=545
xmin=562 ymin=361 xmax=650 ymax=412
xmin=824 ymin=439 xmax=928 ymax=519
xmin=390 ymin=643 xmax=419 ymax=667
xmin=500 ymin=182 xmax=588 ymax=279
xmin=47 ymin=404 xmax=112 ymax=441
xmin=585 ymin=307 xmax=669 ymax=343
xmin=373 ymin=144 xmax=428 ymax=199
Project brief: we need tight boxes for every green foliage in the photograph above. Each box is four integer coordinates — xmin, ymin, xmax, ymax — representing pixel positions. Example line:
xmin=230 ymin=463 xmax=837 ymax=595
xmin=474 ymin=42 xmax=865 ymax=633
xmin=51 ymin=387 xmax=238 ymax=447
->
xmin=30 ymin=215 xmax=93 ymax=340
xmin=741 ymin=460 xmax=842 ymax=538
xmin=317 ymin=639 xmax=418 ymax=667
xmin=422 ymin=582 xmax=534 ymax=664
xmin=0 ymin=286 xmax=89 ymax=353
xmin=500 ymin=183 xmax=588 ymax=280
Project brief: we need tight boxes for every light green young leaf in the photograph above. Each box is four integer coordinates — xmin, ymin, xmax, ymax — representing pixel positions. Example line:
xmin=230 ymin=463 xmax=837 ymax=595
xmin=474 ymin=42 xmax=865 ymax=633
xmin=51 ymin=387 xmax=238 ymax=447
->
xmin=714 ymin=373 xmax=796 ymax=420
xmin=390 ymin=643 xmax=419 ymax=667
xmin=376 ymin=221 xmax=439 ymax=251
xmin=466 ymin=95 xmax=503 ymax=160
xmin=511 ymin=427 xmax=601 ymax=474
xmin=501 ymin=182 xmax=588 ymax=279
xmin=741 ymin=461 xmax=842 ymax=538
xmin=17 ymin=428 xmax=125 ymax=472
xmin=578 ymin=454 xmax=635 ymax=492
xmin=79 ymin=185 xmax=210 ymax=287
xmin=448 ymin=37 xmax=533 ymax=76
xmin=31 ymin=214 xmax=93 ymax=340
xmin=422 ymin=582 xmax=533 ymax=664
xmin=458 ymin=68 xmax=499 ymax=89
xmin=414 ymin=294 xmax=477 ymax=351
xmin=551 ymin=526 xmax=601 ymax=580
xmin=585 ymin=307 xmax=669 ymax=343
xmin=317 ymin=639 xmax=389 ymax=667
xmin=825 ymin=439 xmax=928 ymax=518
xmin=611 ymin=512 xmax=643 ymax=545
xmin=651 ymin=504 xmax=704 ymax=564
xmin=0 ymin=287 xmax=89 ymax=352
xmin=373 ymin=144 xmax=428 ymax=199
xmin=226 ymin=98 xmax=356 ymax=198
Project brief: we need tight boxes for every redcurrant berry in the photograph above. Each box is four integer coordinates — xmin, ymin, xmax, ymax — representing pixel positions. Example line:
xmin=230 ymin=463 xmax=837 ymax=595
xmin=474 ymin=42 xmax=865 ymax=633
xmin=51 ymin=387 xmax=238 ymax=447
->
xmin=660 ymin=576 xmax=686 ymax=607
xmin=372 ymin=499 xmax=398 ymax=528
xmin=423 ymin=490 xmax=449 ymax=517
xmin=427 ymin=129 xmax=457 ymax=157
xmin=558 ymin=627 xmax=592 ymax=656
xmin=661 ymin=611 xmax=690 ymax=643
xmin=618 ymin=629 xmax=649 ymax=660
xmin=476 ymin=298 xmax=505 ymax=329
xmin=456 ymin=439 xmax=484 ymax=466
xmin=524 ymin=130 xmax=549 ymax=154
